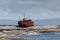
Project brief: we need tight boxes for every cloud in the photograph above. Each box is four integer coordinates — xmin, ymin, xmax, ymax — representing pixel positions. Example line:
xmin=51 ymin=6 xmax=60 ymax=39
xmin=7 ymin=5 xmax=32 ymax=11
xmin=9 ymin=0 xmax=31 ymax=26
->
xmin=0 ymin=9 xmax=8 ymax=16
xmin=0 ymin=0 xmax=60 ymax=20
xmin=17 ymin=0 xmax=41 ymax=4
xmin=0 ymin=9 xmax=12 ymax=19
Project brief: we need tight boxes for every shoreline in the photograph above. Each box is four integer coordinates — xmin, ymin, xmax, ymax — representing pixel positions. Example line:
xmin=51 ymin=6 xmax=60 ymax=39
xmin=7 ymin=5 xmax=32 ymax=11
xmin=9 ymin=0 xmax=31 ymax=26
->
xmin=0 ymin=25 xmax=59 ymax=34
xmin=0 ymin=25 xmax=60 ymax=40
xmin=0 ymin=32 xmax=60 ymax=40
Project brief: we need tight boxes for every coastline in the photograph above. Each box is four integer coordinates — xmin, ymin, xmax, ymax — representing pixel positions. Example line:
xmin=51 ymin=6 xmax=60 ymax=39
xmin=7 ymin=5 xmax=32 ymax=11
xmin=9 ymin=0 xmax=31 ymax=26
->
xmin=0 ymin=25 xmax=60 ymax=34
xmin=0 ymin=37 xmax=36 ymax=40
xmin=0 ymin=25 xmax=60 ymax=40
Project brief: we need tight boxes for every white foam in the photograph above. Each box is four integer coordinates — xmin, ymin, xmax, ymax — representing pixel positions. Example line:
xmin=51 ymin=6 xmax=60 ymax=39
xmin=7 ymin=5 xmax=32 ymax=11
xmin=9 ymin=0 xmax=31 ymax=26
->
xmin=1 ymin=34 xmax=7 ymax=36
xmin=0 ymin=34 xmax=7 ymax=37
xmin=0 ymin=32 xmax=3 ymax=34
xmin=27 ymin=32 xmax=39 ymax=35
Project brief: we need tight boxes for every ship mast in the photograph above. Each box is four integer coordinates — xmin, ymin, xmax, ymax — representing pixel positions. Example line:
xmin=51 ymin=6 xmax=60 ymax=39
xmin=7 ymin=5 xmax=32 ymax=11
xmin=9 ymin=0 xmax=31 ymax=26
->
xmin=29 ymin=16 xmax=30 ymax=20
xmin=24 ymin=13 xmax=25 ymax=19
xmin=23 ymin=13 xmax=26 ymax=20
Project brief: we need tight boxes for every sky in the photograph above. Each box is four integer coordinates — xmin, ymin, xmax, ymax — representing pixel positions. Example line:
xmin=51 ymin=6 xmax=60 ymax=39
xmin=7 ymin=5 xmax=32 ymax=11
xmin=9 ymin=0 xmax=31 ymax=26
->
xmin=0 ymin=0 xmax=60 ymax=20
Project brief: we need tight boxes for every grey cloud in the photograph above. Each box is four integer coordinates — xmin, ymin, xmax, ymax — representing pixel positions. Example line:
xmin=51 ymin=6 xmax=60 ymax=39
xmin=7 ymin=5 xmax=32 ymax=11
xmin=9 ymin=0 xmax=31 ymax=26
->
xmin=0 ymin=0 xmax=60 ymax=20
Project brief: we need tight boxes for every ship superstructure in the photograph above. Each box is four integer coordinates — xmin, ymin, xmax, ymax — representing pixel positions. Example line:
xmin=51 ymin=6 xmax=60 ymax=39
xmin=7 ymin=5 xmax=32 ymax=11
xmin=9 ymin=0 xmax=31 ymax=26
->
xmin=18 ymin=14 xmax=34 ymax=27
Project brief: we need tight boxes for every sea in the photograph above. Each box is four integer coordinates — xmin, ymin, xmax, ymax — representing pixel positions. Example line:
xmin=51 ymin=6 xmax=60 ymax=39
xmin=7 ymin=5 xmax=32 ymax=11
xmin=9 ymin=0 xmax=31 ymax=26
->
xmin=6 ymin=33 xmax=60 ymax=40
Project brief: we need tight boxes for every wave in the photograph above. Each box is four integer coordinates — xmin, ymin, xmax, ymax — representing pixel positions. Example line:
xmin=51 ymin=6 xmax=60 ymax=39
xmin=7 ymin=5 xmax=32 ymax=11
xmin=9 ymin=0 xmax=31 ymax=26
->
xmin=27 ymin=32 xmax=39 ymax=35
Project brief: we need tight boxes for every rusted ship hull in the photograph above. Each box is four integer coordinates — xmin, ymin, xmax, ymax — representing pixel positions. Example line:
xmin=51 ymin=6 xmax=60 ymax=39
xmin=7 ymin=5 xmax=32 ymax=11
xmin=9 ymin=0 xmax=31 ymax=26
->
xmin=18 ymin=19 xmax=34 ymax=27
xmin=18 ymin=21 xmax=34 ymax=27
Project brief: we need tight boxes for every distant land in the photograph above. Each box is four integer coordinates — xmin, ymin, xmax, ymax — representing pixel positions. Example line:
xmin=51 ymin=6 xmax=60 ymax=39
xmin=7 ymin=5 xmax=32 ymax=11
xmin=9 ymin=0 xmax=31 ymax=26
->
xmin=34 ymin=18 xmax=60 ymax=25
xmin=0 ymin=18 xmax=60 ymax=25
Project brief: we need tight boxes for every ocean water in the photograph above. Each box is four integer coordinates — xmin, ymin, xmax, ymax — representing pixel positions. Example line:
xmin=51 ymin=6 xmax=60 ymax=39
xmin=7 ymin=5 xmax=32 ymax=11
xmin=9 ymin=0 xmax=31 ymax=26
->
xmin=7 ymin=33 xmax=60 ymax=40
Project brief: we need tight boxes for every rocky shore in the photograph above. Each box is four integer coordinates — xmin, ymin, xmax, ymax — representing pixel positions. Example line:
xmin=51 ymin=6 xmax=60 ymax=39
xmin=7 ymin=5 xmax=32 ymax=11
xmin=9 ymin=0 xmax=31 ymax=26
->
xmin=0 ymin=25 xmax=60 ymax=40
xmin=2 ymin=26 xmax=60 ymax=34
xmin=0 ymin=37 xmax=36 ymax=40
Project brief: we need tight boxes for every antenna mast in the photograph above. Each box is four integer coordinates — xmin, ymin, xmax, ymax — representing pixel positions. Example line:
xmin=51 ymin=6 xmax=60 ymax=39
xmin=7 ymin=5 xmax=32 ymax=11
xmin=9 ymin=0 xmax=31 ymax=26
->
xmin=24 ymin=13 xmax=26 ymax=19
xmin=23 ymin=13 xmax=26 ymax=20
xmin=29 ymin=16 xmax=30 ymax=19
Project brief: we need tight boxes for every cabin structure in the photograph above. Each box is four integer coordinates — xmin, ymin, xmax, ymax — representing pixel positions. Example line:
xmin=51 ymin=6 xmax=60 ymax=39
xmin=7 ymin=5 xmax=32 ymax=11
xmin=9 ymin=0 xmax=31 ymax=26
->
xmin=18 ymin=14 xmax=34 ymax=27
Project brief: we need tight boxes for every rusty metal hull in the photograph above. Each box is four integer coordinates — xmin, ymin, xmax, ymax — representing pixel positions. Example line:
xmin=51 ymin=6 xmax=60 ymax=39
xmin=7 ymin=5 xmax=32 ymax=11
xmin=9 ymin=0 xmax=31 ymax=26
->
xmin=18 ymin=19 xmax=34 ymax=27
